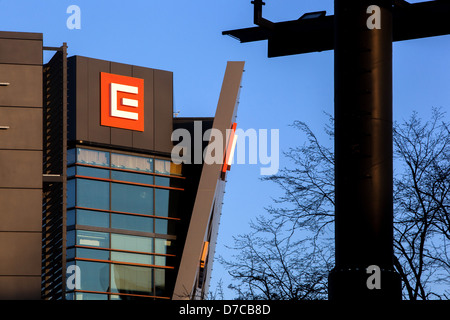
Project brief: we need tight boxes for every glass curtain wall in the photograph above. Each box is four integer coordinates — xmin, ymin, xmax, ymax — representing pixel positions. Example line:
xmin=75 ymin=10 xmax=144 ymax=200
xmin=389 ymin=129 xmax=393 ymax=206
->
xmin=65 ymin=148 xmax=183 ymax=300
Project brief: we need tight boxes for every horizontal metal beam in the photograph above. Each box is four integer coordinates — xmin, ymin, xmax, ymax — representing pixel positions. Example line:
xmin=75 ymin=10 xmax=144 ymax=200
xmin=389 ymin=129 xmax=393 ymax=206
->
xmin=222 ymin=1 xmax=450 ymax=57
xmin=43 ymin=174 xmax=63 ymax=183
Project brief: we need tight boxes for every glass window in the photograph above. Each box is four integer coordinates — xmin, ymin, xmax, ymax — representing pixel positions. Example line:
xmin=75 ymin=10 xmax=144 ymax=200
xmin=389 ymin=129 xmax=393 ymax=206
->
xmin=155 ymin=176 xmax=183 ymax=189
xmin=154 ymin=255 xmax=166 ymax=267
xmin=111 ymin=183 xmax=153 ymax=215
xmin=67 ymin=209 xmax=75 ymax=226
xmin=75 ymin=292 xmax=108 ymax=300
xmin=111 ymin=234 xmax=152 ymax=253
xmin=77 ymin=260 xmax=110 ymax=292
xmin=65 ymin=292 xmax=74 ymax=300
xmin=154 ymin=268 xmax=167 ymax=296
xmin=76 ymin=209 xmax=109 ymax=228
xmin=154 ymin=159 xmax=170 ymax=175
xmin=155 ymin=239 xmax=172 ymax=255
xmin=155 ymin=219 xmax=168 ymax=234
xmin=67 ymin=230 xmax=75 ymax=247
xmin=67 ymin=149 xmax=76 ymax=165
xmin=155 ymin=160 xmax=182 ymax=176
xmin=111 ymin=153 xmax=153 ymax=172
xmin=66 ymin=247 xmax=75 ymax=260
xmin=111 ymin=170 xmax=153 ymax=185
xmin=77 ymin=149 xmax=109 ymax=167
xmin=110 ymin=264 xmax=153 ymax=296
xmin=170 ymin=163 xmax=182 ymax=176
xmin=77 ymin=179 xmax=109 ymax=210
xmin=76 ymin=247 xmax=110 ymax=260
xmin=155 ymin=189 xmax=169 ymax=217
xmin=76 ymin=230 xmax=109 ymax=248
xmin=154 ymin=176 xmax=170 ymax=187
xmin=111 ymin=213 xmax=153 ymax=233
xmin=67 ymin=179 xmax=76 ymax=208
xmin=67 ymin=166 xmax=76 ymax=178
xmin=77 ymin=166 xmax=109 ymax=179
xmin=111 ymin=251 xmax=153 ymax=265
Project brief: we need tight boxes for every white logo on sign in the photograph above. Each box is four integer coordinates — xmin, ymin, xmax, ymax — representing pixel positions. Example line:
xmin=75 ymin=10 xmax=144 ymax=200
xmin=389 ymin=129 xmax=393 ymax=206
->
xmin=110 ymin=83 xmax=139 ymax=120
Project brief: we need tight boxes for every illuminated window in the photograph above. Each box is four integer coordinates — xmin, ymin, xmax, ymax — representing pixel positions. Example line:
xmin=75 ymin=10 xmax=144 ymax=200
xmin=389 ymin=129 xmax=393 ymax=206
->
xmin=111 ymin=234 xmax=153 ymax=253
xmin=77 ymin=149 xmax=109 ymax=167
xmin=111 ymin=153 xmax=153 ymax=172
xmin=110 ymin=264 xmax=153 ymax=296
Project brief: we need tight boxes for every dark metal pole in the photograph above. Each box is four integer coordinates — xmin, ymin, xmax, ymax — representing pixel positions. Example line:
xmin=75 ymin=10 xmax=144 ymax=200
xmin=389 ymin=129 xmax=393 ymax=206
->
xmin=328 ymin=0 xmax=402 ymax=300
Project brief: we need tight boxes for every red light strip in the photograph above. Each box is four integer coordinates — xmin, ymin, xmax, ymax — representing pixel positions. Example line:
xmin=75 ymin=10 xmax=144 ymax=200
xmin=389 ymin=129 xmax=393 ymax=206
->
xmin=222 ymin=122 xmax=237 ymax=173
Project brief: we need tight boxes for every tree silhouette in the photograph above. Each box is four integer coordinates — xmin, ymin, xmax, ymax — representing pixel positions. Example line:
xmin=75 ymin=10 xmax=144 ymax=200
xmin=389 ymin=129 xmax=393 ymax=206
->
xmin=219 ymin=108 xmax=449 ymax=300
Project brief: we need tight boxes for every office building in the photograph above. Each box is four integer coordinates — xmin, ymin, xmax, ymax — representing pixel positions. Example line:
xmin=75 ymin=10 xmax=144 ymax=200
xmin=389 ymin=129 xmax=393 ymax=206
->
xmin=0 ymin=31 xmax=244 ymax=300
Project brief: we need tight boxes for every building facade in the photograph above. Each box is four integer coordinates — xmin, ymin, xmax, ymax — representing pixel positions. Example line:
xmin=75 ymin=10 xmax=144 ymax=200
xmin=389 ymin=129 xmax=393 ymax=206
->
xmin=0 ymin=31 xmax=244 ymax=300
xmin=0 ymin=31 xmax=43 ymax=300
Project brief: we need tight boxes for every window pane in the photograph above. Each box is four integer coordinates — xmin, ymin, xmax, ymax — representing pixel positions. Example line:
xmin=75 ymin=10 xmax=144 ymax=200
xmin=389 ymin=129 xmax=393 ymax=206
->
xmin=155 ymin=189 xmax=169 ymax=217
xmin=65 ymin=292 xmax=74 ymax=300
xmin=111 ymin=153 xmax=153 ymax=172
xmin=170 ymin=163 xmax=182 ymax=176
xmin=155 ymin=219 xmax=168 ymax=234
xmin=154 ymin=159 xmax=170 ymax=174
xmin=111 ymin=251 xmax=153 ymax=265
xmin=67 ymin=230 xmax=75 ymax=248
xmin=111 ymin=170 xmax=153 ymax=185
xmin=111 ymin=234 xmax=152 ymax=253
xmin=67 ymin=166 xmax=76 ymax=178
xmin=111 ymin=213 xmax=153 ymax=233
xmin=67 ymin=149 xmax=76 ymax=165
xmin=111 ymin=264 xmax=153 ymax=296
xmin=77 ymin=166 xmax=109 ymax=179
xmin=77 ymin=248 xmax=109 ymax=260
xmin=77 ymin=179 xmax=109 ymax=210
xmin=76 ymin=230 xmax=109 ymax=248
xmin=154 ymin=176 xmax=170 ymax=187
xmin=154 ymin=268 xmax=167 ymax=297
xmin=77 ymin=261 xmax=110 ymax=292
xmin=66 ymin=247 xmax=75 ymax=260
xmin=77 ymin=149 xmax=109 ymax=167
xmin=155 ymin=176 xmax=183 ymax=189
xmin=111 ymin=183 xmax=153 ymax=215
xmin=67 ymin=179 xmax=75 ymax=208
xmin=155 ymin=238 xmax=173 ymax=255
xmin=154 ymin=255 xmax=166 ymax=267
xmin=77 ymin=209 xmax=109 ymax=228
xmin=75 ymin=292 xmax=108 ymax=300
xmin=67 ymin=209 xmax=75 ymax=226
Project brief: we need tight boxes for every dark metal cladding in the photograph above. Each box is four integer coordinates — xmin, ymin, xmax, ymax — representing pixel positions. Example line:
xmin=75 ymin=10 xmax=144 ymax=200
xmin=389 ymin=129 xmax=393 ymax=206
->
xmin=41 ymin=44 xmax=68 ymax=300
xmin=222 ymin=1 xmax=450 ymax=57
xmin=328 ymin=0 xmax=401 ymax=300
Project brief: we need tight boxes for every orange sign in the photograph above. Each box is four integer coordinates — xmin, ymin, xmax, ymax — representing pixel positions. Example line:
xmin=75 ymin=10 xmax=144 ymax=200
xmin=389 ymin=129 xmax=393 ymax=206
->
xmin=100 ymin=72 xmax=144 ymax=131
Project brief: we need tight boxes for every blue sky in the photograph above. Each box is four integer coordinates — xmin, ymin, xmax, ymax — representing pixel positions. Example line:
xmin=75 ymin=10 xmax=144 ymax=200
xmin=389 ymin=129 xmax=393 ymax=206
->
xmin=1 ymin=0 xmax=449 ymax=299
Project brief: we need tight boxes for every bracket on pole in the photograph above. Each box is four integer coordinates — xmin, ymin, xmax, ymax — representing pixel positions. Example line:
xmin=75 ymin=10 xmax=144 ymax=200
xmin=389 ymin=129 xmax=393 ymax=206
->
xmin=251 ymin=0 xmax=274 ymax=30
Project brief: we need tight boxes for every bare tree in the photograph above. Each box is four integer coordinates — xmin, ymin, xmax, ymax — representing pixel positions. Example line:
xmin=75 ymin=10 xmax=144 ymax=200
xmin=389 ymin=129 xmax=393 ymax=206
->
xmin=219 ymin=108 xmax=450 ymax=300
xmin=219 ymin=115 xmax=335 ymax=300
xmin=393 ymin=108 xmax=450 ymax=300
